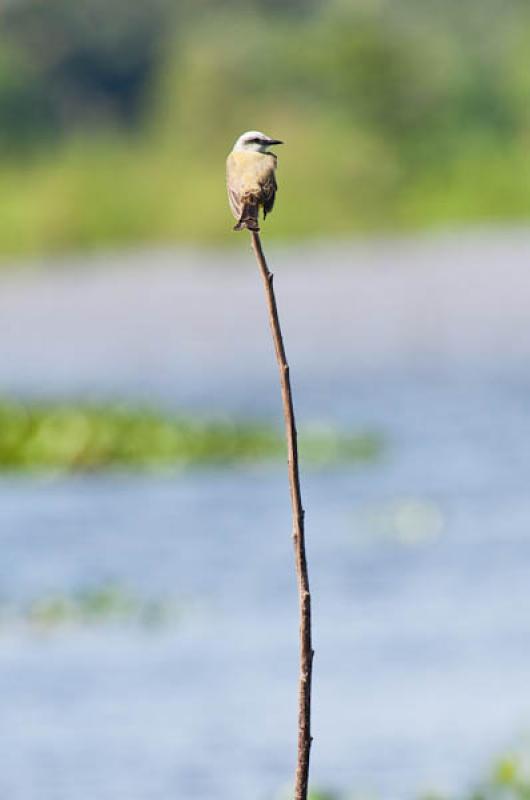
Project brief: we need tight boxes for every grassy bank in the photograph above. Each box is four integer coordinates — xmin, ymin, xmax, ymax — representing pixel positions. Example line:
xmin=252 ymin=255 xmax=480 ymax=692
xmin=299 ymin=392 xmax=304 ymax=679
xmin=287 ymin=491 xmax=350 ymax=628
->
xmin=3 ymin=130 xmax=530 ymax=258
xmin=0 ymin=400 xmax=381 ymax=473
xmin=2 ymin=1 xmax=530 ymax=257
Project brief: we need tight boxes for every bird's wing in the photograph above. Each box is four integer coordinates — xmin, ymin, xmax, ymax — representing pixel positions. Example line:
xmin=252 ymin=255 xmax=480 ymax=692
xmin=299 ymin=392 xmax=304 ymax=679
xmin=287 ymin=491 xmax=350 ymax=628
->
xmin=261 ymin=171 xmax=277 ymax=219
xmin=226 ymin=153 xmax=249 ymax=220
xmin=227 ymin=184 xmax=243 ymax=220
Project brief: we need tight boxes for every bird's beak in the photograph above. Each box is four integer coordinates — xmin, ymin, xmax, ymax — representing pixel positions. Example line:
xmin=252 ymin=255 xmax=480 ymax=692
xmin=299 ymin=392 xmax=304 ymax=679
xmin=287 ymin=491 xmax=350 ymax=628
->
xmin=267 ymin=138 xmax=283 ymax=145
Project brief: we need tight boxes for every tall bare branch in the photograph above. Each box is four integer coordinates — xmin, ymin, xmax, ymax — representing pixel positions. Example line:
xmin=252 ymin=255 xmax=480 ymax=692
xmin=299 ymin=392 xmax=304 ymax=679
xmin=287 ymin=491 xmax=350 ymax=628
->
xmin=250 ymin=231 xmax=313 ymax=800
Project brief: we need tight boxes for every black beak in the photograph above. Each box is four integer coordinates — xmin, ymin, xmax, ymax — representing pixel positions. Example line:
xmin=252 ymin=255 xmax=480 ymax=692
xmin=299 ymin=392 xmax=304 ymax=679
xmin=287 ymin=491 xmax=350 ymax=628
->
xmin=267 ymin=138 xmax=283 ymax=145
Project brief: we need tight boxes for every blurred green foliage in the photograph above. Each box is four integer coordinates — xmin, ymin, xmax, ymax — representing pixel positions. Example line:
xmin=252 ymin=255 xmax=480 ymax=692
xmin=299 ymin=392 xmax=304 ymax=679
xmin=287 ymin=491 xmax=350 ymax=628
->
xmin=305 ymin=750 xmax=530 ymax=799
xmin=0 ymin=399 xmax=381 ymax=472
xmin=428 ymin=751 xmax=530 ymax=800
xmin=1 ymin=0 xmax=530 ymax=255
xmin=0 ymin=582 xmax=174 ymax=632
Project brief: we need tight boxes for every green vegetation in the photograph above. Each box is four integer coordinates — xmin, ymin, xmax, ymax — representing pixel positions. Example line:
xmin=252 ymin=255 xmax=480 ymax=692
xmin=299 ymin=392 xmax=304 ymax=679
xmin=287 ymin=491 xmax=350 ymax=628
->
xmin=423 ymin=752 xmax=530 ymax=800
xmin=0 ymin=399 xmax=381 ymax=472
xmin=0 ymin=583 xmax=173 ymax=632
xmin=305 ymin=751 xmax=530 ymax=799
xmin=308 ymin=793 xmax=342 ymax=800
xmin=1 ymin=0 xmax=530 ymax=256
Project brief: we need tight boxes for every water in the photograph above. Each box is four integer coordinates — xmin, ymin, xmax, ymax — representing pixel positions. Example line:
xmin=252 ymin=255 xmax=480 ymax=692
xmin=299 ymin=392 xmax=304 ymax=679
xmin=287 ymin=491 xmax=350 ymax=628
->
xmin=2 ymin=229 xmax=530 ymax=799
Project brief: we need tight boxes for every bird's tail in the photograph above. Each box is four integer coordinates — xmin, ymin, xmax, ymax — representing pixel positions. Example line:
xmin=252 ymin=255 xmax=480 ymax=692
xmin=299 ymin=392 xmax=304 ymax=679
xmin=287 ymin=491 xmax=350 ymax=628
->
xmin=234 ymin=200 xmax=260 ymax=232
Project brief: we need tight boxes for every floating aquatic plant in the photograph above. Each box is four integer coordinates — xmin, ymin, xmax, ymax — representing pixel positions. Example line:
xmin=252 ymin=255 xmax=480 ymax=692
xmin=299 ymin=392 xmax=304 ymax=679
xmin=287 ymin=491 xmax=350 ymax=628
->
xmin=0 ymin=400 xmax=382 ymax=473
xmin=0 ymin=583 xmax=175 ymax=632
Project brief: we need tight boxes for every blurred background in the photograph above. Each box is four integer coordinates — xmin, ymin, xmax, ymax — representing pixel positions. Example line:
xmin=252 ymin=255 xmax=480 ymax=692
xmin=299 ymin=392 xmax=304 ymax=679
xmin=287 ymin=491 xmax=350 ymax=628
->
xmin=2 ymin=1 xmax=530 ymax=799
xmin=2 ymin=0 xmax=530 ymax=254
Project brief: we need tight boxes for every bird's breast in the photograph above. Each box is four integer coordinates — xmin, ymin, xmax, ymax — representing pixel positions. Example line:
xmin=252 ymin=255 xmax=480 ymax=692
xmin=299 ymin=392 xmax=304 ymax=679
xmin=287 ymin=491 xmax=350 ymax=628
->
xmin=226 ymin=151 xmax=276 ymax=194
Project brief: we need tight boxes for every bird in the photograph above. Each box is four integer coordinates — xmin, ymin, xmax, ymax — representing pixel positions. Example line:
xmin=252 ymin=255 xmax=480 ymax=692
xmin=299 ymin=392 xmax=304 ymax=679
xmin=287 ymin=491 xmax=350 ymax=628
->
xmin=226 ymin=130 xmax=283 ymax=232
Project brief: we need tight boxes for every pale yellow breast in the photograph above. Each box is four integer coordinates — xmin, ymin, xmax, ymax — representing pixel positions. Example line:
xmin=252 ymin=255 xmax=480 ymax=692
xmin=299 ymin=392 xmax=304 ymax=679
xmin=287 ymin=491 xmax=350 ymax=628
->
xmin=226 ymin=151 xmax=276 ymax=196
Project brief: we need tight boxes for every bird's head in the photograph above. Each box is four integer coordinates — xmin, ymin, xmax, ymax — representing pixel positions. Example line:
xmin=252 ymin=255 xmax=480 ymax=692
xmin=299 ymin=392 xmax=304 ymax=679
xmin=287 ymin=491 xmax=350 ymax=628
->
xmin=232 ymin=130 xmax=283 ymax=154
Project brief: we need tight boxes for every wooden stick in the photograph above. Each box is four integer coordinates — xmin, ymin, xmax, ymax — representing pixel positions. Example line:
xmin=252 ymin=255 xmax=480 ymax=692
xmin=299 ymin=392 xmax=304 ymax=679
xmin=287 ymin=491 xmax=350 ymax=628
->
xmin=250 ymin=231 xmax=313 ymax=800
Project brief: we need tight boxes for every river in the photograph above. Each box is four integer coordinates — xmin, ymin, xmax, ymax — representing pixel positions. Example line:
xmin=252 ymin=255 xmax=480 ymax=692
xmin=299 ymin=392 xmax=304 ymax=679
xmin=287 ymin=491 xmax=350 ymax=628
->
xmin=1 ymin=228 xmax=530 ymax=799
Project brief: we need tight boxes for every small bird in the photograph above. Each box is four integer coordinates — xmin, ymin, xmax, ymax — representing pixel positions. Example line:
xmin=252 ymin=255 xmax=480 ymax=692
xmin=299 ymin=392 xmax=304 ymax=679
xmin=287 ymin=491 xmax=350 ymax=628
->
xmin=226 ymin=130 xmax=283 ymax=232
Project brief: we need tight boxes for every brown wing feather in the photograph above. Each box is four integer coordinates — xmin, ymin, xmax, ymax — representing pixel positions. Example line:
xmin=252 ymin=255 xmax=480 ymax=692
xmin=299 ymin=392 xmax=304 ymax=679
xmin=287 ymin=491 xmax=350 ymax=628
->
xmin=228 ymin=186 xmax=243 ymax=220
xmin=261 ymin=172 xmax=277 ymax=219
